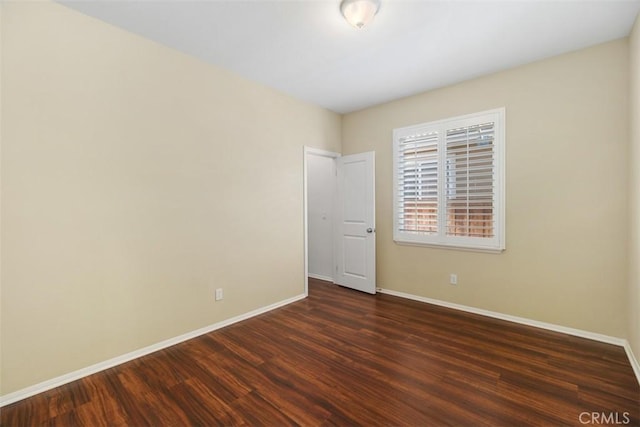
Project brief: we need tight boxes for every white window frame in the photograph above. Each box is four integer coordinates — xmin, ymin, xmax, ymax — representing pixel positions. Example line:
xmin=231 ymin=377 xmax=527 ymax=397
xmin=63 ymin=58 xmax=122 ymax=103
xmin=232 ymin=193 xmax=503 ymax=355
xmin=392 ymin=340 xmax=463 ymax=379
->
xmin=392 ymin=108 xmax=505 ymax=253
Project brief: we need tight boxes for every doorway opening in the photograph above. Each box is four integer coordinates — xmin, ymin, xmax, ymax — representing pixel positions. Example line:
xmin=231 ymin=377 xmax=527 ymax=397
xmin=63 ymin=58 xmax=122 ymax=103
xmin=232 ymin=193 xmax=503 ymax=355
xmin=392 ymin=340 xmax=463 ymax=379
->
xmin=304 ymin=147 xmax=339 ymax=295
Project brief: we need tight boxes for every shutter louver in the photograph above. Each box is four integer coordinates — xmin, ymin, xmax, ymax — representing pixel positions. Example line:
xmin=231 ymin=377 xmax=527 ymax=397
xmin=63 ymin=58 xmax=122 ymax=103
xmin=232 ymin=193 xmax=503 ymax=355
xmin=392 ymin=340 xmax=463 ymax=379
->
xmin=397 ymin=132 xmax=439 ymax=234
xmin=445 ymin=122 xmax=495 ymax=238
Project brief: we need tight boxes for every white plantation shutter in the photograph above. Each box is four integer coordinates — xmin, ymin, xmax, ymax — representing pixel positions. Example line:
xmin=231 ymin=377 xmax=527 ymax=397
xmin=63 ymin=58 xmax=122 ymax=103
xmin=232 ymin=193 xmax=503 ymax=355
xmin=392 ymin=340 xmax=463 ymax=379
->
xmin=393 ymin=109 xmax=505 ymax=252
xmin=396 ymin=131 xmax=439 ymax=234
xmin=445 ymin=122 xmax=495 ymax=238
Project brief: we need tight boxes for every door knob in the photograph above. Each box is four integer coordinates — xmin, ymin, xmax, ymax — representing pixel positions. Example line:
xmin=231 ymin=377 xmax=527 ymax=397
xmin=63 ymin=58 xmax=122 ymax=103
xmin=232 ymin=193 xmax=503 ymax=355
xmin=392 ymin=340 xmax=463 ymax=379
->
xmin=366 ymin=228 xmax=374 ymax=233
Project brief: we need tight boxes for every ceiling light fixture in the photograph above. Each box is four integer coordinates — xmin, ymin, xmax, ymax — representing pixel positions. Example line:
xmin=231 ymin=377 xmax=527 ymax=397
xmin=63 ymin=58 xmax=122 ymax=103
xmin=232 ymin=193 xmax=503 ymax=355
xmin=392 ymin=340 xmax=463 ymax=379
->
xmin=340 ymin=0 xmax=380 ymax=29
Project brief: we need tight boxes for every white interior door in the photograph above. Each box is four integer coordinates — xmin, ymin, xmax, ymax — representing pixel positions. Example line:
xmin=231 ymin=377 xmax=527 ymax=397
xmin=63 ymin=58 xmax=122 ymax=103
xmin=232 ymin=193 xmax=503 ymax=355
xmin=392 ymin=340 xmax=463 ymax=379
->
xmin=335 ymin=152 xmax=376 ymax=294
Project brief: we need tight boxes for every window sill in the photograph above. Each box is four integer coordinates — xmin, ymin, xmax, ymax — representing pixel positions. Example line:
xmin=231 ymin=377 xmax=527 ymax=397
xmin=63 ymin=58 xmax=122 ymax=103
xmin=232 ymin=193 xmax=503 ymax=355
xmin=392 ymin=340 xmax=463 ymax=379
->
xmin=393 ymin=239 xmax=505 ymax=254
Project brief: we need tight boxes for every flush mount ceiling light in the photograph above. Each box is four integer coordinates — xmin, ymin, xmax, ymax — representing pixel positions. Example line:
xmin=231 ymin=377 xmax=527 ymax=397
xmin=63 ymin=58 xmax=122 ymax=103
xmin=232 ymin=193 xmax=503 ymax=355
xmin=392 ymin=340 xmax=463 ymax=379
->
xmin=340 ymin=0 xmax=381 ymax=29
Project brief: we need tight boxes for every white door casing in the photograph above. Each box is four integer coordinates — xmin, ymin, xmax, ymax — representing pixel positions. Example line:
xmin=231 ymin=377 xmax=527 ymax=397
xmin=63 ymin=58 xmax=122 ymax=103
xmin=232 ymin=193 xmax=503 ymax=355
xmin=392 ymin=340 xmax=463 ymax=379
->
xmin=334 ymin=152 xmax=376 ymax=294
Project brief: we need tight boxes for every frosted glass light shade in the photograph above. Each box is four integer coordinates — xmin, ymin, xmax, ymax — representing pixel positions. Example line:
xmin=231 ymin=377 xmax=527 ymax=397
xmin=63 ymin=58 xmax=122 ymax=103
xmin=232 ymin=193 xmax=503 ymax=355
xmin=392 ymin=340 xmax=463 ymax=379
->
xmin=340 ymin=0 xmax=381 ymax=29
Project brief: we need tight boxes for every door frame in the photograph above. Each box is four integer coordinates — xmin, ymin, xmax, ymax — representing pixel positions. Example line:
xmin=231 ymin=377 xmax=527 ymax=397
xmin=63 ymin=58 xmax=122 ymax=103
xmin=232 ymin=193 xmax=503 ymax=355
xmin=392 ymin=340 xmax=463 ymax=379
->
xmin=304 ymin=146 xmax=340 ymax=296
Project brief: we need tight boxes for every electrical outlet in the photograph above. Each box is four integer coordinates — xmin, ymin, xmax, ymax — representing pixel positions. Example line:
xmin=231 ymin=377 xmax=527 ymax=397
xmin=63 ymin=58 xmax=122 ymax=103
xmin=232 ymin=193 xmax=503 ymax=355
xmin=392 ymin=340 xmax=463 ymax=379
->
xmin=449 ymin=274 xmax=458 ymax=285
xmin=215 ymin=288 xmax=223 ymax=301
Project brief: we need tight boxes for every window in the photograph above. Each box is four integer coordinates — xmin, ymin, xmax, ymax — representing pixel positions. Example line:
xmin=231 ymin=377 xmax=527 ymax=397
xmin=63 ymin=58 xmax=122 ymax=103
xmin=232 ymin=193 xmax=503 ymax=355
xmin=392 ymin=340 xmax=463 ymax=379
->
xmin=393 ymin=108 xmax=505 ymax=252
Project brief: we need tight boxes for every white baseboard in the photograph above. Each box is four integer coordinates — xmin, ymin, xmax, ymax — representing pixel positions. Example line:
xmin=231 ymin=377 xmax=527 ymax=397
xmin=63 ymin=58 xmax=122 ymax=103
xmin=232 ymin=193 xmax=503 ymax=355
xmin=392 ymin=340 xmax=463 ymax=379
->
xmin=623 ymin=341 xmax=640 ymax=386
xmin=379 ymin=288 xmax=640 ymax=386
xmin=0 ymin=293 xmax=307 ymax=407
xmin=308 ymin=273 xmax=334 ymax=282
xmin=378 ymin=288 xmax=626 ymax=346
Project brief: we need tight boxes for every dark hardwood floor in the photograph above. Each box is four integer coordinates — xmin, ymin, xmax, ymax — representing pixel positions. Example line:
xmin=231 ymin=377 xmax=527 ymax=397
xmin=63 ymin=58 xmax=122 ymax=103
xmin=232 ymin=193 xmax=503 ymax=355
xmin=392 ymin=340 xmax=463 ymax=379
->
xmin=2 ymin=278 xmax=639 ymax=426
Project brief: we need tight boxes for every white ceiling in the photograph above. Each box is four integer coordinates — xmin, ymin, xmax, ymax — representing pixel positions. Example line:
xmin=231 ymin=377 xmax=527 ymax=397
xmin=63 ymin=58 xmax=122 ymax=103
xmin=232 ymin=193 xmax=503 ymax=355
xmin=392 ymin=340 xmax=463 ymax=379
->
xmin=58 ymin=0 xmax=640 ymax=114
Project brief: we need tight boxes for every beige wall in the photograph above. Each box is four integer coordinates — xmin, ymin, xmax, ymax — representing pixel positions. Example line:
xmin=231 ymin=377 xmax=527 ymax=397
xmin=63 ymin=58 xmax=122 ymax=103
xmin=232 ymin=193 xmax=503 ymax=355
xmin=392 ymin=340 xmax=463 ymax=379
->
xmin=343 ymin=40 xmax=630 ymax=337
xmin=0 ymin=2 xmax=340 ymax=395
xmin=629 ymin=14 xmax=640 ymax=361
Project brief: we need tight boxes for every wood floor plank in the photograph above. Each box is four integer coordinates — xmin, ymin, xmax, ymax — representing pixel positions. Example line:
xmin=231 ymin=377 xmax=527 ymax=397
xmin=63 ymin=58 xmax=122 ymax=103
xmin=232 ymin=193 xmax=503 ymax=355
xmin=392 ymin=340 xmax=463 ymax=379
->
xmin=74 ymin=374 xmax=130 ymax=427
xmin=2 ymin=278 xmax=638 ymax=426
